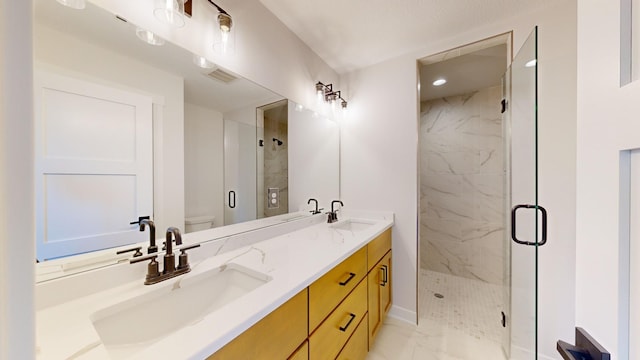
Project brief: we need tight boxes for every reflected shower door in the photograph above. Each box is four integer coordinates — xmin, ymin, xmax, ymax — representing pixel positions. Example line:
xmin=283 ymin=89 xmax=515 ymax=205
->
xmin=503 ymin=26 xmax=545 ymax=359
xmin=224 ymin=119 xmax=257 ymax=225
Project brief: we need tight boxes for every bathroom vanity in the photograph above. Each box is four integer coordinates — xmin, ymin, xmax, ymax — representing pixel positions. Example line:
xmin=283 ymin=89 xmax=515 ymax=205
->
xmin=35 ymin=212 xmax=394 ymax=359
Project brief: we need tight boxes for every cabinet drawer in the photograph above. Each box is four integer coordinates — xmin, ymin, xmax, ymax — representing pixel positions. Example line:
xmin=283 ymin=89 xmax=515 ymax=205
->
xmin=336 ymin=313 xmax=368 ymax=360
xmin=289 ymin=340 xmax=309 ymax=360
xmin=309 ymin=279 xmax=367 ymax=360
xmin=367 ymin=228 xmax=391 ymax=271
xmin=309 ymin=247 xmax=367 ymax=331
xmin=208 ymin=289 xmax=308 ymax=360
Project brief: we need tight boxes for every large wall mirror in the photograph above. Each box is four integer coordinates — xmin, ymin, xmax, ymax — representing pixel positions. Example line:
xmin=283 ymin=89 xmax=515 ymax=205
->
xmin=34 ymin=0 xmax=340 ymax=281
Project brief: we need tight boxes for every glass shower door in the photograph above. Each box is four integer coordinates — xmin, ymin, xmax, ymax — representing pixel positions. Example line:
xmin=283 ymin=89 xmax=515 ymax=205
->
xmin=223 ymin=119 xmax=258 ymax=225
xmin=503 ymin=26 xmax=546 ymax=359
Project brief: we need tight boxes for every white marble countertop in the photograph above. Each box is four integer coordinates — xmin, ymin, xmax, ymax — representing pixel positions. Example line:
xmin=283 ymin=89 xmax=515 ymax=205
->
xmin=35 ymin=211 xmax=394 ymax=359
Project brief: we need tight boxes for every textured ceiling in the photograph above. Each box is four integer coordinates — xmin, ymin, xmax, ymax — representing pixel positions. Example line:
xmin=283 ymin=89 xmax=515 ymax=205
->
xmin=260 ymin=0 xmax=561 ymax=73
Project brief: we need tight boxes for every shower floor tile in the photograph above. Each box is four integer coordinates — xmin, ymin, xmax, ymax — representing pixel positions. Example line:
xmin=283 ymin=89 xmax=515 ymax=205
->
xmin=367 ymin=270 xmax=506 ymax=360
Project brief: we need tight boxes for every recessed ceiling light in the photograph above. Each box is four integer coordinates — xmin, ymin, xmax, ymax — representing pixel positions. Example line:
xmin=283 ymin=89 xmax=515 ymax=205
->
xmin=525 ymin=59 xmax=537 ymax=68
xmin=432 ymin=79 xmax=447 ymax=86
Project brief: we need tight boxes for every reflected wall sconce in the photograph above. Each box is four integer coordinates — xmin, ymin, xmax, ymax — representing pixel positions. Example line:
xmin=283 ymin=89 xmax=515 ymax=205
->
xmin=315 ymin=81 xmax=348 ymax=110
xmin=181 ymin=0 xmax=235 ymax=53
xmin=154 ymin=0 xmax=186 ymax=28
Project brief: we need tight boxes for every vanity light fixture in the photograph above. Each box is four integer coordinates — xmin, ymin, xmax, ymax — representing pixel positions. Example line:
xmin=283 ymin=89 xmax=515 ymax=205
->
xmin=432 ymin=78 xmax=447 ymax=86
xmin=154 ymin=0 xmax=186 ymax=28
xmin=56 ymin=0 xmax=86 ymax=10
xmin=136 ymin=28 xmax=165 ymax=46
xmin=315 ymin=81 xmax=348 ymax=110
xmin=207 ymin=0 xmax=235 ymax=53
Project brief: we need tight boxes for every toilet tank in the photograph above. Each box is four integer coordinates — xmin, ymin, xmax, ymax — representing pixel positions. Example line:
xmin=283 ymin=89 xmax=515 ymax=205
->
xmin=185 ymin=215 xmax=215 ymax=233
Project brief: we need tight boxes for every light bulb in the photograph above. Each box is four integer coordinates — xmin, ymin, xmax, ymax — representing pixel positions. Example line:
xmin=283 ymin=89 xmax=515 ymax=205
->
xmin=525 ymin=59 xmax=537 ymax=68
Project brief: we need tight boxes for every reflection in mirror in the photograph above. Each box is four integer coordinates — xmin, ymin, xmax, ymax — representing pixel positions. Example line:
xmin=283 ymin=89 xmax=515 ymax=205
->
xmin=33 ymin=0 xmax=340 ymax=280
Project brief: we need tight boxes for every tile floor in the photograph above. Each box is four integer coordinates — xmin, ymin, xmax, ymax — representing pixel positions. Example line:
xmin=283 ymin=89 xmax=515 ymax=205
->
xmin=367 ymin=270 xmax=507 ymax=360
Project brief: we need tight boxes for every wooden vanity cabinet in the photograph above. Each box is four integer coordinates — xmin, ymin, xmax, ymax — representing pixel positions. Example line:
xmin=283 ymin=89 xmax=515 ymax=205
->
xmin=207 ymin=289 xmax=308 ymax=360
xmin=207 ymin=228 xmax=392 ymax=360
xmin=367 ymin=229 xmax=392 ymax=346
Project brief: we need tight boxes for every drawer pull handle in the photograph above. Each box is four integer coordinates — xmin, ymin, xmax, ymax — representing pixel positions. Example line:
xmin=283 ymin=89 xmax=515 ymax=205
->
xmin=339 ymin=313 xmax=357 ymax=332
xmin=339 ymin=272 xmax=356 ymax=286
xmin=381 ymin=265 xmax=388 ymax=286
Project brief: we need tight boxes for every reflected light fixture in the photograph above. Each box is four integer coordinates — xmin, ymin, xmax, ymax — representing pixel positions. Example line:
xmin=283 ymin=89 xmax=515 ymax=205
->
xmin=432 ymin=78 xmax=447 ymax=86
xmin=56 ymin=0 xmax=86 ymax=9
xmin=154 ymin=0 xmax=186 ymax=28
xmin=315 ymin=81 xmax=348 ymax=110
xmin=207 ymin=0 xmax=234 ymax=53
xmin=136 ymin=28 xmax=165 ymax=46
xmin=193 ymin=54 xmax=216 ymax=69
xmin=525 ymin=59 xmax=537 ymax=68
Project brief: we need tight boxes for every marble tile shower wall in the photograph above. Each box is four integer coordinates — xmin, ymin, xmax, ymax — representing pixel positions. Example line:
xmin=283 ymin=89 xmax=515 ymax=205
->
xmin=419 ymin=86 xmax=504 ymax=285
xmin=263 ymin=106 xmax=289 ymax=217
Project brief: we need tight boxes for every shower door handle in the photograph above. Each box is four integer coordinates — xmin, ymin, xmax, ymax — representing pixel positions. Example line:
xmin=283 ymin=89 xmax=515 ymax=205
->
xmin=228 ymin=191 xmax=236 ymax=209
xmin=511 ymin=204 xmax=547 ymax=246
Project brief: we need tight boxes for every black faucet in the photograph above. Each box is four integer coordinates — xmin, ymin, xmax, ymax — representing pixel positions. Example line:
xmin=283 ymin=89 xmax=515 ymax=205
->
xmin=130 ymin=216 xmax=157 ymax=254
xmin=130 ymin=226 xmax=199 ymax=285
xmin=308 ymin=198 xmax=323 ymax=215
xmin=327 ymin=200 xmax=343 ymax=223
xmin=140 ymin=219 xmax=157 ymax=254
xmin=163 ymin=227 xmax=182 ymax=275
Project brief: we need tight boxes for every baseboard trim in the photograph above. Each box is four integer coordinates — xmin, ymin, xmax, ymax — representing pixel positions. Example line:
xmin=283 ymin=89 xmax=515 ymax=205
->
xmin=387 ymin=305 xmax=417 ymax=325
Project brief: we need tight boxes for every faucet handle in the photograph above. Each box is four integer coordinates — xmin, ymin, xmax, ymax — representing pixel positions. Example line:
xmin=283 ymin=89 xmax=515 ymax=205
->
xmin=117 ymin=246 xmax=143 ymax=257
xmin=129 ymin=216 xmax=150 ymax=225
xmin=177 ymin=244 xmax=200 ymax=270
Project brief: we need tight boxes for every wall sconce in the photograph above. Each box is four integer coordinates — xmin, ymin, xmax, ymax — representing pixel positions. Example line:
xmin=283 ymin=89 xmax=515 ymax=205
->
xmin=315 ymin=81 xmax=348 ymax=110
xmin=182 ymin=0 xmax=235 ymax=54
xmin=154 ymin=0 xmax=186 ymax=28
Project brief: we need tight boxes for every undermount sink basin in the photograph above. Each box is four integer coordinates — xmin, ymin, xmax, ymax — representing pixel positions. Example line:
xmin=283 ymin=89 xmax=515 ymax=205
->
xmin=330 ymin=219 xmax=376 ymax=233
xmin=91 ymin=263 xmax=271 ymax=359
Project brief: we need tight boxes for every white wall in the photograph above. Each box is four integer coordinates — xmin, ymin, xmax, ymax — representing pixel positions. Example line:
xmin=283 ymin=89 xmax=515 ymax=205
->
xmin=341 ymin=2 xmax=577 ymax=358
xmin=576 ymin=1 xmax=640 ymax=358
xmin=0 ymin=1 xmax=34 ymax=358
xmin=34 ymin=24 xmax=185 ymax=234
xmin=288 ymin=104 xmax=341 ymax=212
xmin=184 ymin=103 xmax=224 ymax=228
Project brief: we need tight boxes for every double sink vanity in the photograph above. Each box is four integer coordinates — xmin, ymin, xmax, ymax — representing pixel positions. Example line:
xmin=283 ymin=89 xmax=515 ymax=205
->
xmin=36 ymin=211 xmax=394 ymax=359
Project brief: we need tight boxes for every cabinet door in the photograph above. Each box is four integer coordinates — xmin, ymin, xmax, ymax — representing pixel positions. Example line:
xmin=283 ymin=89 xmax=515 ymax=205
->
xmin=367 ymin=250 xmax=392 ymax=346
xmin=380 ymin=251 xmax=392 ymax=318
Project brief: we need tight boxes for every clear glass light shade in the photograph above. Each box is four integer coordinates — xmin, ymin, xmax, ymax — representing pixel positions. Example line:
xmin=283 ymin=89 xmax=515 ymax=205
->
xmin=154 ymin=0 xmax=186 ymax=28
xmin=56 ymin=0 xmax=86 ymax=9
xmin=193 ymin=54 xmax=216 ymax=69
xmin=213 ymin=13 xmax=235 ymax=54
xmin=136 ymin=28 xmax=165 ymax=46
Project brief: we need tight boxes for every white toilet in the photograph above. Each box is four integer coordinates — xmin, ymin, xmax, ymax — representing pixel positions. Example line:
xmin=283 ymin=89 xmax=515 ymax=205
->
xmin=185 ymin=215 xmax=215 ymax=233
